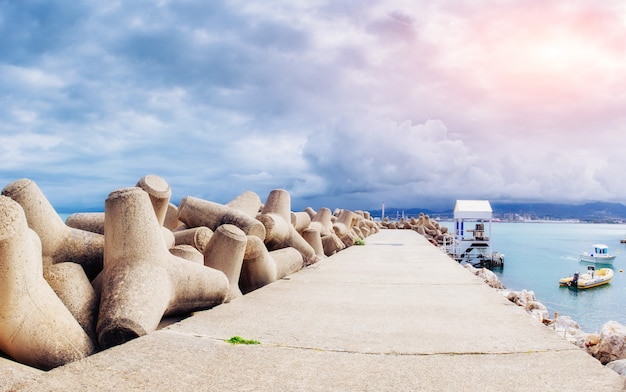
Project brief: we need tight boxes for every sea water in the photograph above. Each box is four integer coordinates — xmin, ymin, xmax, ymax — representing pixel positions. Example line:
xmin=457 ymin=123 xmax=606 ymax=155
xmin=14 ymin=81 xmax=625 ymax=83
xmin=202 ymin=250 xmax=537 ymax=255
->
xmin=452 ymin=222 xmax=626 ymax=333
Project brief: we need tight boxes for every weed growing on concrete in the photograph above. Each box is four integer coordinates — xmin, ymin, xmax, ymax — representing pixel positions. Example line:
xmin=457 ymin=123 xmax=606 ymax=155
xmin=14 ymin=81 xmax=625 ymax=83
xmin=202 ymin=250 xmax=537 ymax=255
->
xmin=354 ymin=238 xmax=366 ymax=245
xmin=226 ymin=336 xmax=260 ymax=345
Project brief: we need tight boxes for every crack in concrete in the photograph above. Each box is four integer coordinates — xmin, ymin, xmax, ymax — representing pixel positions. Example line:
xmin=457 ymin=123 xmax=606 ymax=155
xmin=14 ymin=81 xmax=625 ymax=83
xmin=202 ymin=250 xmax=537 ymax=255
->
xmin=264 ymin=344 xmax=581 ymax=357
xmin=160 ymin=330 xmax=580 ymax=358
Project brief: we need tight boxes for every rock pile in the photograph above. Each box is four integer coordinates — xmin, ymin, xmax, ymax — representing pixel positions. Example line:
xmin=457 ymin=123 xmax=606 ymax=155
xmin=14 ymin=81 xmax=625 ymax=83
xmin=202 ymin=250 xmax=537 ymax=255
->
xmin=549 ymin=318 xmax=626 ymax=372
xmin=0 ymin=176 xmax=380 ymax=370
xmin=463 ymin=264 xmax=505 ymax=290
xmin=499 ymin=284 xmax=626 ymax=374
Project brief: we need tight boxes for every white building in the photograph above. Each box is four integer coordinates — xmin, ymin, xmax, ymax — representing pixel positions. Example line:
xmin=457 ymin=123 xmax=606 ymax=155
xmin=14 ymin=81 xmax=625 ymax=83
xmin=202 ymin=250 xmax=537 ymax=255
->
xmin=447 ymin=200 xmax=503 ymax=268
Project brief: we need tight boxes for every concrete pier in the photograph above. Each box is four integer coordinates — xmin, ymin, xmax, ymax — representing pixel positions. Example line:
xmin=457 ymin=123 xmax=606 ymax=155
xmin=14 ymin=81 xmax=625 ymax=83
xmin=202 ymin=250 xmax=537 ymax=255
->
xmin=3 ymin=230 xmax=625 ymax=391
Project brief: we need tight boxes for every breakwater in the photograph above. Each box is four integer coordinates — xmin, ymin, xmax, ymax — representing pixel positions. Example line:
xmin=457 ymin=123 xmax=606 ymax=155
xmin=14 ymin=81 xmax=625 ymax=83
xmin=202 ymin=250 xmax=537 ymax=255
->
xmin=0 ymin=175 xmax=380 ymax=370
xmin=4 ymin=227 xmax=625 ymax=390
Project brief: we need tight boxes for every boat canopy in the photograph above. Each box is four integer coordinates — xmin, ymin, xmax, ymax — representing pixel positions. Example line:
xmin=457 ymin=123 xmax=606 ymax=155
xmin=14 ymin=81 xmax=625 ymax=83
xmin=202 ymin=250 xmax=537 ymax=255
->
xmin=593 ymin=244 xmax=609 ymax=253
xmin=453 ymin=200 xmax=493 ymax=220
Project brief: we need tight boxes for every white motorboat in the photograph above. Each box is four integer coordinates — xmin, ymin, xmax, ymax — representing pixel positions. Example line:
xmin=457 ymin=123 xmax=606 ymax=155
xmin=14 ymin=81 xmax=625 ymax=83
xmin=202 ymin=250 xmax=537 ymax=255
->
xmin=578 ymin=244 xmax=616 ymax=265
xmin=559 ymin=266 xmax=614 ymax=289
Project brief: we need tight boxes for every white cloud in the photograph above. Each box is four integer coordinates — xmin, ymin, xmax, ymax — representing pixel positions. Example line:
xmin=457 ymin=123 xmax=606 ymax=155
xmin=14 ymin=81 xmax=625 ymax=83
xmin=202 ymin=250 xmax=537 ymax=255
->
xmin=0 ymin=133 xmax=63 ymax=169
xmin=302 ymin=117 xmax=478 ymax=200
xmin=0 ymin=65 xmax=66 ymax=89
xmin=1 ymin=1 xmax=626 ymax=212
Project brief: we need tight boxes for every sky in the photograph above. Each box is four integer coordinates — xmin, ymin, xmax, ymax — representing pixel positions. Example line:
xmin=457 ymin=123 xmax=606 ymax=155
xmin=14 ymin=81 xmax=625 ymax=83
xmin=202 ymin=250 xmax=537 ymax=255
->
xmin=1 ymin=0 xmax=626 ymax=213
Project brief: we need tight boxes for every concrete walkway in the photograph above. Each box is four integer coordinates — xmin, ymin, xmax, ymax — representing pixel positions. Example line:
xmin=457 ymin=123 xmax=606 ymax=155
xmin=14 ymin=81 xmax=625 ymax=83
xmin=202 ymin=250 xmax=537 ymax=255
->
xmin=3 ymin=230 xmax=625 ymax=391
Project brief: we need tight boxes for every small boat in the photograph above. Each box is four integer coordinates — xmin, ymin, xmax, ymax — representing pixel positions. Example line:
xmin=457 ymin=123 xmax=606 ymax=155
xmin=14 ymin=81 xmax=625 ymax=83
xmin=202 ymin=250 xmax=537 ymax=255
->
xmin=578 ymin=244 xmax=616 ymax=265
xmin=559 ymin=267 xmax=614 ymax=289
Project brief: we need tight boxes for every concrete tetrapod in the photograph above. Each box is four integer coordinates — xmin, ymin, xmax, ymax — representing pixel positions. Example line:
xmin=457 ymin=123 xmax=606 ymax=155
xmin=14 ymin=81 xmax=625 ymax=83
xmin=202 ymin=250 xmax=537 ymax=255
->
xmin=357 ymin=210 xmax=379 ymax=236
xmin=173 ymin=226 xmax=214 ymax=254
xmin=239 ymin=235 xmax=303 ymax=294
xmin=271 ymin=247 xmax=304 ymax=281
xmin=66 ymin=211 xmax=178 ymax=247
xmin=239 ymin=235 xmax=278 ymax=294
xmin=177 ymin=196 xmax=266 ymax=240
xmin=290 ymin=211 xmax=312 ymax=233
xmin=333 ymin=209 xmax=359 ymax=247
xmin=1 ymin=178 xmax=104 ymax=280
xmin=65 ymin=212 xmax=105 ymax=235
xmin=0 ymin=196 xmax=95 ymax=370
xmin=303 ymin=206 xmax=317 ymax=218
xmin=170 ymin=245 xmax=204 ymax=264
xmin=203 ymin=224 xmax=247 ymax=302
xmin=301 ymin=227 xmax=326 ymax=260
xmin=164 ymin=203 xmax=184 ymax=231
xmin=136 ymin=174 xmax=171 ymax=227
xmin=97 ymin=187 xmax=229 ymax=349
xmin=309 ymin=207 xmax=334 ymax=235
xmin=257 ymin=189 xmax=320 ymax=265
xmin=137 ymin=175 xmax=178 ymax=249
xmin=226 ymin=190 xmax=262 ymax=217
xmin=44 ymin=262 xmax=99 ymax=347
xmin=310 ymin=207 xmax=345 ymax=256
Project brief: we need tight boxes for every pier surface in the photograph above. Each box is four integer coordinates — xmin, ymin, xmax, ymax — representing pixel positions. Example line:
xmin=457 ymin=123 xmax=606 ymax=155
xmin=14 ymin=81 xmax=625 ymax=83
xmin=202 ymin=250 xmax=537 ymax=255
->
xmin=3 ymin=230 xmax=625 ymax=391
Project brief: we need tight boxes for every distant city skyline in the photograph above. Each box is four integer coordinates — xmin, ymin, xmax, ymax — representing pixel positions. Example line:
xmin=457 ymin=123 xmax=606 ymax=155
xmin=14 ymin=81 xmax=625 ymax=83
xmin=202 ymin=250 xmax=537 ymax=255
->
xmin=373 ymin=200 xmax=626 ymax=224
xmin=2 ymin=2 xmax=626 ymax=213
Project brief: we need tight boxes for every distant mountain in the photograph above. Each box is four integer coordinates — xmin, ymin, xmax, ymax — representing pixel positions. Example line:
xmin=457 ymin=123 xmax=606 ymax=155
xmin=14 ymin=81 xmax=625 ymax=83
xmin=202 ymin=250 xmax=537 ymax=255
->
xmin=369 ymin=201 xmax=626 ymax=222
xmin=491 ymin=202 xmax=626 ymax=222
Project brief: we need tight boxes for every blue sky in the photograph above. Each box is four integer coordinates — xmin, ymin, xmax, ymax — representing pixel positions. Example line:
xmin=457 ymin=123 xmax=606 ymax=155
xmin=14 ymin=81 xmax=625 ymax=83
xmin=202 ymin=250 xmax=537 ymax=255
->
xmin=2 ymin=1 xmax=626 ymax=213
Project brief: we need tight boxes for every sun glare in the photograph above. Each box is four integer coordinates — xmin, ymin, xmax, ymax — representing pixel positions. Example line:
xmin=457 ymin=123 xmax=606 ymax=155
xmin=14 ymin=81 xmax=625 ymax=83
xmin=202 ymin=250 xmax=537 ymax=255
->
xmin=531 ymin=37 xmax=589 ymax=71
xmin=504 ymin=30 xmax=619 ymax=83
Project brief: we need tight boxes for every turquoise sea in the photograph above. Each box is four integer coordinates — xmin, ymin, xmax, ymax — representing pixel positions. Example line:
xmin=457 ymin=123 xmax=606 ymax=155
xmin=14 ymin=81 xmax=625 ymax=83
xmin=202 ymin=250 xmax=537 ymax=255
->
xmin=444 ymin=222 xmax=626 ymax=333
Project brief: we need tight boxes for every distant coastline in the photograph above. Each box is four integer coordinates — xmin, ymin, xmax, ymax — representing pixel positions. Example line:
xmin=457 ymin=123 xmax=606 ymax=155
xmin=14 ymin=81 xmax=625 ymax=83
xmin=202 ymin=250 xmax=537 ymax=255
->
xmin=371 ymin=201 xmax=626 ymax=224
